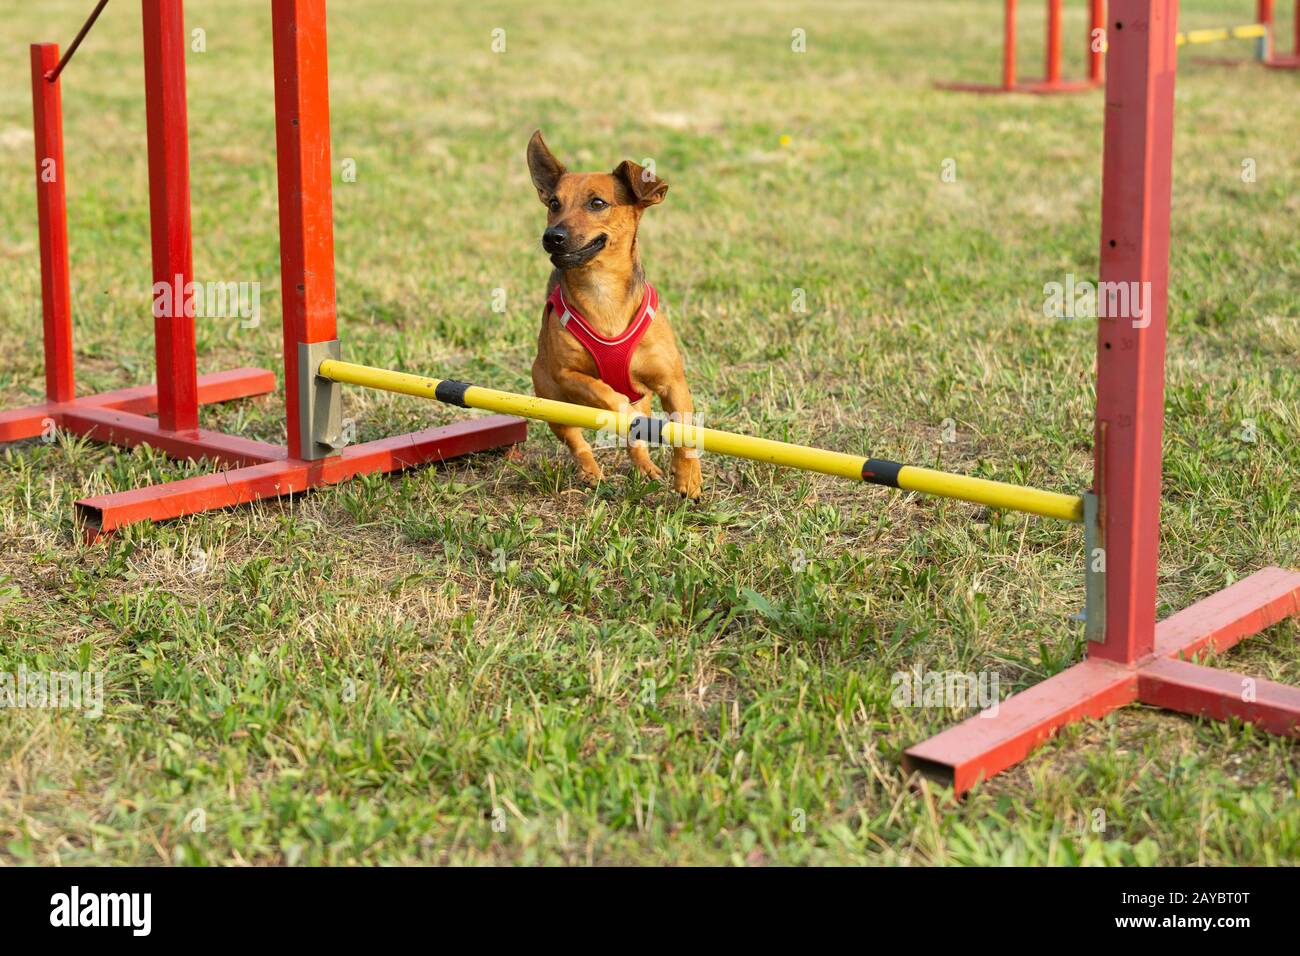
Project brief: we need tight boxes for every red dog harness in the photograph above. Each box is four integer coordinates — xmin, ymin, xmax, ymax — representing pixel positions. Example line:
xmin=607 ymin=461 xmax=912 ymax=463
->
xmin=547 ymin=282 xmax=658 ymax=403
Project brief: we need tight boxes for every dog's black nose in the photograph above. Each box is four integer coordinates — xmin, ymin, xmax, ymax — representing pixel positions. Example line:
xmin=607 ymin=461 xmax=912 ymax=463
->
xmin=542 ymin=226 xmax=568 ymax=253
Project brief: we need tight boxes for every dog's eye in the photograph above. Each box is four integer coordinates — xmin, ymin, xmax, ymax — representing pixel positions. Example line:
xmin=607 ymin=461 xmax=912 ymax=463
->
xmin=589 ymin=197 xmax=609 ymax=210
xmin=548 ymin=198 xmax=561 ymax=212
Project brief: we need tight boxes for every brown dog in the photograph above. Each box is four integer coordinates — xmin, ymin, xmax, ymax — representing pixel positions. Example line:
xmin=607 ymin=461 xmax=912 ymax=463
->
xmin=526 ymin=130 xmax=701 ymax=498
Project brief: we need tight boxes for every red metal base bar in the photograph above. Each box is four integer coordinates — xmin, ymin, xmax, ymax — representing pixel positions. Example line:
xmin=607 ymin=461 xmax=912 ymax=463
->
xmin=4 ymin=366 xmax=525 ymax=541
xmin=0 ymin=367 xmax=274 ymax=443
xmin=935 ymin=78 xmax=1102 ymax=94
xmin=1264 ymin=55 xmax=1300 ymax=68
xmin=74 ymin=414 xmax=527 ymax=541
xmin=903 ymin=567 xmax=1300 ymax=795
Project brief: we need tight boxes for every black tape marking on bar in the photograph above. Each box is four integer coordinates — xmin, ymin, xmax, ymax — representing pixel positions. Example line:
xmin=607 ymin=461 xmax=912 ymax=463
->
xmin=434 ymin=380 xmax=471 ymax=407
xmin=628 ymin=416 xmax=667 ymax=447
xmin=861 ymin=458 xmax=903 ymax=487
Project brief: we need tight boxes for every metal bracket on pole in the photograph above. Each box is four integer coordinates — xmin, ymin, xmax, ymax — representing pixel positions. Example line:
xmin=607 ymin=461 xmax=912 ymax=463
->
xmin=298 ymin=339 xmax=343 ymax=461
xmin=1082 ymin=490 xmax=1106 ymax=643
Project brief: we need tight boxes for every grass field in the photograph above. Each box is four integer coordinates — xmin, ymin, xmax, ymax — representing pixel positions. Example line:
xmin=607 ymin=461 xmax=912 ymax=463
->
xmin=1 ymin=0 xmax=1297 ymax=865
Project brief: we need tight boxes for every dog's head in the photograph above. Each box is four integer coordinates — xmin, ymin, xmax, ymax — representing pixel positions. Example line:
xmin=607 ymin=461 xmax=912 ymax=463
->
xmin=527 ymin=130 xmax=668 ymax=272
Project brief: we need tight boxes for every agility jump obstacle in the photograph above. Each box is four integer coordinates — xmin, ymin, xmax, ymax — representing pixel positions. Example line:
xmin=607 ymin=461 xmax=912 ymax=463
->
xmin=0 ymin=0 xmax=526 ymax=539
xmin=938 ymin=0 xmax=1107 ymax=93
xmin=5 ymin=1 xmax=1300 ymax=795
xmin=941 ymin=0 xmax=1298 ymax=93
xmin=1259 ymin=0 xmax=1300 ymax=67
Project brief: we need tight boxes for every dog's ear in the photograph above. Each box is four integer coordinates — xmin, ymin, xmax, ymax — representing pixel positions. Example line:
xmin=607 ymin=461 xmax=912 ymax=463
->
xmin=613 ymin=160 xmax=668 ymax=207
xmin=527 ymin=130 xmax=566 ymax=203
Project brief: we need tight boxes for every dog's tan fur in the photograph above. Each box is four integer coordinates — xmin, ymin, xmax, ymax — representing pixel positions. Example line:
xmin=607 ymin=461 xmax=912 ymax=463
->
xmin=526 ymin=130 xmax=701 ymax=498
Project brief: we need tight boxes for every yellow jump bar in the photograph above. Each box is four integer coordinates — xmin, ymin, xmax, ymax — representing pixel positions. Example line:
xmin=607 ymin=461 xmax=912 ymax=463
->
xmin=1176 ymin=23 xmax=1267 ymax=46
xmin=317 ymin=359 xmax=1085 ymax=523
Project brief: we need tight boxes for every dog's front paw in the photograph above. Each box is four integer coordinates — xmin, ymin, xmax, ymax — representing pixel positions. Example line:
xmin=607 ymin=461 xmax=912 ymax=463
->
xmin=628 ymin=444 xmax=664 ymax=482
xmin=575 ymin=451 xmax=604 ymax=486
xmin=672 ymin=456 xmax=702 ymax=499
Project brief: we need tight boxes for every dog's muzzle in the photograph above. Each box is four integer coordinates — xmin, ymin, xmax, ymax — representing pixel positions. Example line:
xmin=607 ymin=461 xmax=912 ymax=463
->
xmin=548 ymin=234 xmax=607 ymax=270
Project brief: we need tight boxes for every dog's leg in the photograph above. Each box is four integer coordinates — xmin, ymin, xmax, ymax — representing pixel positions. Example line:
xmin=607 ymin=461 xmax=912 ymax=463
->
xmin=546 ymin=423 xmax=604 ymax=485
xmin=533 ymin=362 xmax=605 ymax=484
xmin=533 ymin=375 xmax=605 ymax=484
xmin=656 ymin=379 xmax=703 ymax=498
xmin=550 ymin=374 xmax=662 ymax=482
xmin=544 ymin=367 xmax=639 ymax=487
xmin=625 ymin=395 xmax=664 ymax=482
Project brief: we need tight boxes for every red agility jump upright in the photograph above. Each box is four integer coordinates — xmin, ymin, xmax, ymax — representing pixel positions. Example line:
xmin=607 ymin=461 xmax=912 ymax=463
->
xmin=2 ymin=8 xmax=277 ymax=468
xmin=940 ymin=0 xmax=1106 ymax=94
xmin=0 ymin=1 xmax=525 ymax=539
xmin=906 ymin=0 xmax=1300 ymax=794
xmin=1260 ymin=0 xmax=1300 ymax=67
